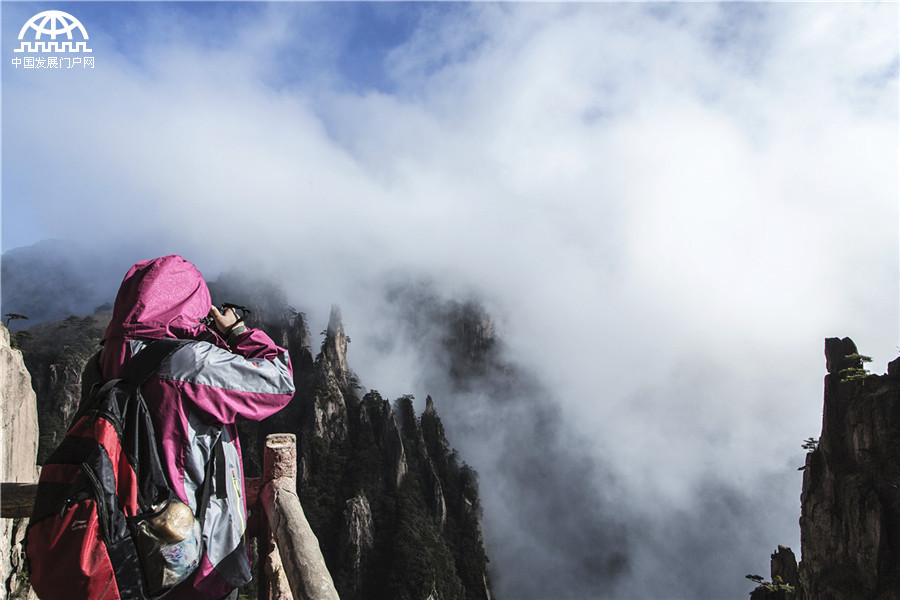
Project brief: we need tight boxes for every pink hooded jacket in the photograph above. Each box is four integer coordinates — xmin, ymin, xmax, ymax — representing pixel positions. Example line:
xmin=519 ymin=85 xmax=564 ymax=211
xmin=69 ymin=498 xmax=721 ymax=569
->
xmin=96 ymin=255 xmax=294 ymax=599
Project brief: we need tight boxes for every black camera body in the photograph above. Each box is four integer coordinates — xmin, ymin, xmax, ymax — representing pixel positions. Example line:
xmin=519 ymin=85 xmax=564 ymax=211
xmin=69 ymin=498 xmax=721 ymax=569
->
xmin=200 ymin=303 xmax=251 ymax=330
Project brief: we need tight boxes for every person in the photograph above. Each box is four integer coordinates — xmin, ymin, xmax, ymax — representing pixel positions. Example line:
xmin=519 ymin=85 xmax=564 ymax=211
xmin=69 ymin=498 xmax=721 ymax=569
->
xmin=90 ymin=254 xmax=295 ymax=600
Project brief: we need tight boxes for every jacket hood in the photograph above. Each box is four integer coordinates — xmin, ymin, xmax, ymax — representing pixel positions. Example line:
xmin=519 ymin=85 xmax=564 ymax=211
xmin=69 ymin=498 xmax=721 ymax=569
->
xmin=104 ymin=255 xmax=212 ymax=342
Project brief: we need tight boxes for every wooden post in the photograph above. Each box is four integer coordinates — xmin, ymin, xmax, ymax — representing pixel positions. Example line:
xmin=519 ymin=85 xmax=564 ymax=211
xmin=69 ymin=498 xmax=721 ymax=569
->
xmin=261 ymin=434 xmax=339 ymax=600
xmin=259 ymin=491 xmax=292 ymax=600
xmin=263 ymin=527 xmax=295 ymax=600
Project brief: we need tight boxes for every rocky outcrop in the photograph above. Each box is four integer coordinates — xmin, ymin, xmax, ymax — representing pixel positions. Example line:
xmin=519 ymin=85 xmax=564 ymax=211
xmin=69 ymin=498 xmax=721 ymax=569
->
xmin=797 ymin=338 xmax=900 ymax=599
xmin=364 ymin=397 xmax=408 ymax=490
xmin=287 ymin=311 xmax=314 ymax=370
xmin=322 ymin=306 xmax=350 ymax=384
xmin=396 ymin=396 xmax=447 ymax=528
xmin=753 ymin=338 xmax=900 ymax=600
xmin=770 ymin=546 xmax=800 ymax=592
xmin=308 ymin=306 xmax=353 ymax=446
xmin=339 ymin=494 xmax=374 ymax=597
xmin=14 ymin=314 xmax=106 ymax=463
xmin=287 ymin=310 xmax=492 ymax=599
xmin=444 ymin=301 xmax=497 ymax=385
xmin=0 ymin=324 xmax=39 ymax=600
xmin=748 ymin=547 xmax=800 ymax=600
xmin=0 ymin=325 xmax=39 ymax=486
xmin=290 ymin=307 xmax=354 ymax=483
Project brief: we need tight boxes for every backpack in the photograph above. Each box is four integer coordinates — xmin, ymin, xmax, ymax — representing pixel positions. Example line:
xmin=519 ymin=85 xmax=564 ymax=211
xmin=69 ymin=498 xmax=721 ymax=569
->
xmin=25 ymin=338 xmax=221 ymax=600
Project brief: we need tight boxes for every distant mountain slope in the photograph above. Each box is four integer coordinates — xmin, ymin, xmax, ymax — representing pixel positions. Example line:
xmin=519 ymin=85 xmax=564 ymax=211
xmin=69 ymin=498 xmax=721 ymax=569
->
xmin=1 ymin=240 xmax=127 ymax=327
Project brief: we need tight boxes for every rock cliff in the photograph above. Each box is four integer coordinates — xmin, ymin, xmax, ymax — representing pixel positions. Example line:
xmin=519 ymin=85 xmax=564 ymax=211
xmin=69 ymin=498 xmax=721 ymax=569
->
xmin=798 ymin=338 xmax=900 ymax=599
xmin=751 ymin=338 xmax=900 ymax=600
xmin=339 ymin=494 xmax=374 ymax=598
xmin=259 ymin=305 xmax=493 ymax=600
xmin=0 ymin=324 xmax=39 ymax=600
xmin=13 ymin=313 xmax=107 ymax=464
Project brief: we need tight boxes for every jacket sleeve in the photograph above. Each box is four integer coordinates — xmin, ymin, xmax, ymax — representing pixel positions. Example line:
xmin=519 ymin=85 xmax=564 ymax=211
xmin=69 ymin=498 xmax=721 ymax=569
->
xmin=152 ymin=332 xmax=295 ymax=425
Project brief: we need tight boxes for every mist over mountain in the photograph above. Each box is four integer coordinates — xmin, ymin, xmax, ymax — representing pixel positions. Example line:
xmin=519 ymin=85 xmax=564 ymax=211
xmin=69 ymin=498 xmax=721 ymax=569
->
xmin=0 ymin=240 xmax=125 ymax=327
xmin=377 ymin=282 xmax=631 ymax=597
xmin=366 ymin=279 xmax=807 ymax=598
xmin=16 ymin=256 xmax=896 ymax=600
xmin=1 ymin=244 xmax=809 ymax=598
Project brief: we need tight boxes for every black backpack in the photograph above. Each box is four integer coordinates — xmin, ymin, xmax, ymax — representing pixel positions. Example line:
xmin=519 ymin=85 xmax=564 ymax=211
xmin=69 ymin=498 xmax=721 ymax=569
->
xmin=26 ymin=338 xmax=220 ymax=600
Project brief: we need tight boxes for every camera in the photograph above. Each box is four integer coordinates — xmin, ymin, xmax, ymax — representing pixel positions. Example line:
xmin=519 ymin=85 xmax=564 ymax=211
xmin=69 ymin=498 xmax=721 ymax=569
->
xmin=200 ymin=303 xmax=251 ymax=330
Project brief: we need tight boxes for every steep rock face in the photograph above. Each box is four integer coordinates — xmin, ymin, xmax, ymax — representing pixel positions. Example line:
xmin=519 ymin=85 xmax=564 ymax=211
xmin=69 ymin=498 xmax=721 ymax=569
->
xmin=0 ymin=325 xmax=39 ymax=485
xmin=364 ymin=397 xmax=408 ymax=490
xmin=229 ymin=298 xmax=492 ymax=599
xmin=14 ymin=314 xmax=106 ymax=463
xmin=0 ymin=324 xmax=39 ymax=600
xmin=396 ymin=396 xmax=447 ymax=529
xmin=339 ymin=494 xmax=375 ymax=598
xmin=322 ymin=306 xmax=350 ymax=383
xmin=279 ymin=306 xmax=355 ymax=483
xmin=444 ymin=301 xmax=497 ymax=386
xmin=310 ymin=306 xmax=353 ymax=446
xmin=419 ymin=398 xmax=492 ymax=600
xmin=770 ymin=546 xmax=800 ymax=592
xmin=287 ymin=311 xmax=492 ymax=600
xmin=288 ymin=311 xmax=314 ymax=370
xmin=798 ymin=338 xmax=900 ymax=599
xmin=752 ymin=340 xmax=900 ymax=600
xmin=748 ymin=547 xmax=800 ymax=600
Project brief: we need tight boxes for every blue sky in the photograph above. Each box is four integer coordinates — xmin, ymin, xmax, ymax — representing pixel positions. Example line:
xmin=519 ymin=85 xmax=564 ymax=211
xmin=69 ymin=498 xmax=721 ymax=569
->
xmin=1 ymin=2 xmax=489 ymax=250
xmin=2 ymin=2 xmax=898 ymax=598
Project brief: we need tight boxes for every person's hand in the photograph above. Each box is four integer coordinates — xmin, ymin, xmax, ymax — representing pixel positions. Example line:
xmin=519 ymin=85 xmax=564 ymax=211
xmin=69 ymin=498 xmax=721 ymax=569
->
xmin=209 ymin=306 xmax=239 ymax=337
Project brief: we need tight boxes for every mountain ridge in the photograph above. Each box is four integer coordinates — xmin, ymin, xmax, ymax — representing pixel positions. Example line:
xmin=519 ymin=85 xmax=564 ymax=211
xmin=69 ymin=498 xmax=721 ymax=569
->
xmin=750 ymin=338 xmax=900 ymax=600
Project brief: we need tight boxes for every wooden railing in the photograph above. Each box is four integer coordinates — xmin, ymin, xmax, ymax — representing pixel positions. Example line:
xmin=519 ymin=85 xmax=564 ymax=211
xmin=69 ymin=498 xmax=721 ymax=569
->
xmin=0 ymin=433 xmax=339 ymax=600
xmin=254 ymin=433 xmax=340 ymax=600
xmin=0 ymin=482 xmax=35 ymax=519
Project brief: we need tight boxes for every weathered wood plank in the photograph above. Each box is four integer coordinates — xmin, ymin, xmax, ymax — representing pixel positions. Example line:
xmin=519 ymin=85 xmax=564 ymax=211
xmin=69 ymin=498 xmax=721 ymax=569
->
xmin=1 ymin=482 xmax=37 ymax=518
xmin=1 ymin=480 xmax=262 ymax=520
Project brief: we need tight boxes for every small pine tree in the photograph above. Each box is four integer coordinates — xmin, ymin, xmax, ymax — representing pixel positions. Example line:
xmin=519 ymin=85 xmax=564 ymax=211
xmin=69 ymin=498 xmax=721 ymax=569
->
xmin=5 ymin=313 xmax=29 ymax=327
xmin=839 ymin=353 xmax=873 ymax=382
